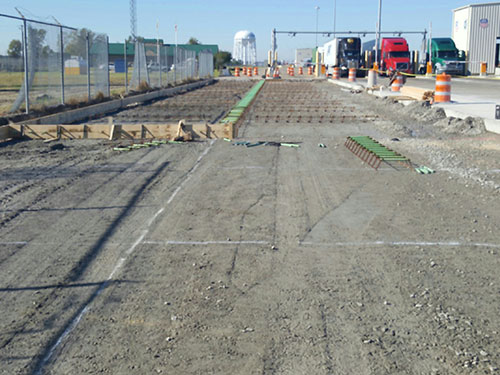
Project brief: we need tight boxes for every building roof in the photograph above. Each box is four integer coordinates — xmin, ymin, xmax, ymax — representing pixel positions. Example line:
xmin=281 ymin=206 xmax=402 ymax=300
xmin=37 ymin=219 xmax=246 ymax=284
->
xmin=453 ymin=2 xmax=500 ymax=12
xmin=107 ymin=42 xmax=219 ymax=57
xmin=108 ymin=43 xmax=135 ymax=56
xmin=167 ymin=44 xmax=219 ymax=55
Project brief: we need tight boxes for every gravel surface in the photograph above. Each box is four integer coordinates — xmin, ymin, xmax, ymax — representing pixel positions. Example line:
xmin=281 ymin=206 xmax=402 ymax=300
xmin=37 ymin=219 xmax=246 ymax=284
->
xmin=0 ymin=79 xmax=499 ymax=375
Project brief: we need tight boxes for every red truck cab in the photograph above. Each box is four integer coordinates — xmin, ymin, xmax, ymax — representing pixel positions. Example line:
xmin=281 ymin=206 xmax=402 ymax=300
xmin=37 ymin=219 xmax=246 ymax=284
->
xmin=380 ymin=37 xmax=411 ymax=75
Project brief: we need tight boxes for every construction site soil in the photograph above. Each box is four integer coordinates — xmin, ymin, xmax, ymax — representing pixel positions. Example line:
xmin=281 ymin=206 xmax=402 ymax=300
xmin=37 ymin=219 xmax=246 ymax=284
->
xmin=1 ymin=79 xmax=499 ymax=375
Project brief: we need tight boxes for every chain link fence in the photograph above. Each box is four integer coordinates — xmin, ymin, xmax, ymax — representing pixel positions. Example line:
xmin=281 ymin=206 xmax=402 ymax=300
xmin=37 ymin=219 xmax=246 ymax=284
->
xmin=124 ymin=42 xmax=213 ymax=91
xmin=1 ymin=13 xmax=214 ymax=117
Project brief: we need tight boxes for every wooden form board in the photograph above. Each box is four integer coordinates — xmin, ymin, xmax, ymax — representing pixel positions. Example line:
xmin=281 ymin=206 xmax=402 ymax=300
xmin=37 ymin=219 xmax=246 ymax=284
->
xmin=0 ymin=125 xmax=12 ymax=141
xmin=400 ymin=86 xmax=434 ymax=101
xmin=3 ymin=122 xmax=235 ymax=141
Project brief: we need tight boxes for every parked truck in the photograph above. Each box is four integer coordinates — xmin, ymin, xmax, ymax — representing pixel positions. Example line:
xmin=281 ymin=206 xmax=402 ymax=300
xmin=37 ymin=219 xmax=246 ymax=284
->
xmin=419 ymin=38 xmax=466 ymax=76
xmin=379 ymin=37 xmax=412 ymax=75
xmin=324 ymin=37 xmax=364 ymax=76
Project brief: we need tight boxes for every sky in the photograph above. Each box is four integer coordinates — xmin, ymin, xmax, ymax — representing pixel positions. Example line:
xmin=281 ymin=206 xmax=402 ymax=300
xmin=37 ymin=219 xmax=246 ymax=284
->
xmin=0 ymin=0 xmax=495 ymax=60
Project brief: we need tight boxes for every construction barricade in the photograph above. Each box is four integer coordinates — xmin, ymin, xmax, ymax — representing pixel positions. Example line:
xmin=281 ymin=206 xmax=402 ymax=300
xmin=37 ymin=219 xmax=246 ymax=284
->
xmin=348 ymin=68 xmax=356 ymax=82
xmin=254 ymin=67 xmax=258 ymax=76
xmin=299 ymin=67 xmax=303 ymax=75
xmin=332 ymin=67 xmax=340 ymax=80
xmin=235 ymin=67 xmax=240 ymax=77
xmin=391 ymin=74 xmax=404 ymax=92
xmin=434 ymin=73 xmax=451 ymax=103
xmin=308 ymin=66 xmax=313 ymax=75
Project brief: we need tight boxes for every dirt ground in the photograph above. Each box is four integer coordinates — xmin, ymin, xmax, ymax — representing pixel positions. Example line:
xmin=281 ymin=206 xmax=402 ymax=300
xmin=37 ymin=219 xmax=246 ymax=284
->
xmin=0 ymin=78 xmax=499 ymax=375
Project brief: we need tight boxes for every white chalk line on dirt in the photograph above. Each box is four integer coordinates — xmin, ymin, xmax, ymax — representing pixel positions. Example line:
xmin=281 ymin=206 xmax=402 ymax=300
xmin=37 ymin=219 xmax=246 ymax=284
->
xmin=36 ymin=140 xmax=215 ymax=373
xmin=300 ymin=241 xmax=500 ymax=248
xmin=143 ymin=240 xmax=269 ymax=246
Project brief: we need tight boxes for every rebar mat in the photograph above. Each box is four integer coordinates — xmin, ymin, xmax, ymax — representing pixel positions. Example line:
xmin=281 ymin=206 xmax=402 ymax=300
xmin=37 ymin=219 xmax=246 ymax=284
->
xmin=345 ymin=136 xmax=412 ymax=170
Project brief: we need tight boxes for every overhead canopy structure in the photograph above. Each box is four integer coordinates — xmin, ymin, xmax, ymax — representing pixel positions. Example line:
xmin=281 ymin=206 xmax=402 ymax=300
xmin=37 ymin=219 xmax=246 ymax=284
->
xmin=233 ymin=30 xmax=257 ymax=65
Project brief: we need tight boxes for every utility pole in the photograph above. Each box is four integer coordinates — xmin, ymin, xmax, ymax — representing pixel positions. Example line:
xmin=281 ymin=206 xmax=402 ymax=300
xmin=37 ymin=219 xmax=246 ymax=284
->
xmin=375 ymin=0 xmax=382 ymax=64
xmin=333 ymin=0 xmax=337 ymax=36
xmin=315 ymin=6 xmax=320 ymax=47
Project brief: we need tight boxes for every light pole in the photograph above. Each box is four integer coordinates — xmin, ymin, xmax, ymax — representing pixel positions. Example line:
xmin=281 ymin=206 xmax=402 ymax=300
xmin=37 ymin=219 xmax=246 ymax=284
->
xmin=315 ymin=6 xmax=320 ymax=47
xmin=375 ymin=0 xmax=382 ymax=65
xmin=333 ymin=0 xmax=337 ymax=36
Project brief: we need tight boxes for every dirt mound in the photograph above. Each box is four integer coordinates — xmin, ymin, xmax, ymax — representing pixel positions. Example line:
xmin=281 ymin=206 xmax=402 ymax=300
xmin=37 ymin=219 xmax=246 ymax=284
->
xmin=434 ymin=116 xmax=486 ymax=135
xmin=402 ymin=101 xmax=447 ymax=123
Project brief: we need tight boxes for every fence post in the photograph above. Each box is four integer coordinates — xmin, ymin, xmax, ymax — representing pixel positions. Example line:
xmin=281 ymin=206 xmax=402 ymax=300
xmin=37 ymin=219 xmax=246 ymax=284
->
xmin=22 ymin=19 xmax=29 ymax=114
xmin=106 ymin=35 xmax=110 ymax=97
xmin=124 ymin=39 xmax=128 ymax=93
xmin=157 ymin=39 xmax=161 ymax=87
xmin=137 ymin=41 xmax=141 ymax=87
xmin=86 ymin=32 xmax=91 ymax=101
xmin=59 ymin=26 xmax=65 ymax=105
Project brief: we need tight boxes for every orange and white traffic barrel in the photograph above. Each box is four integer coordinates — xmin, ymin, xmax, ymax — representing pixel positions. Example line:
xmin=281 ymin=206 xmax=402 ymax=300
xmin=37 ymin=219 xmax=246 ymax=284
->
xmin=273 ymin=68 xmax=280 ymax=78
xmin=235 ymin=67 xmax=240 ymax=77
xmin=299 ymin=67 xmax=303 ymax=75
xmin=332 ymin=67 xmax=340 ymax=80
xmin=391 ymin=74 xmax=404 ymax=92
xmin=308 ymin=66 xmax=313 ymax=75
xmin=247 ymin=67 xmax=252 ymax=77
xmin=348 ymin=68 xmax=356 ymax=82
xmin=434 ymin=73 xmax=451 ymax=103
xmin=289 ymin=66 xmax=295 ymax=77
xmin=243 ymin=66 xmax=247 ymax=75
xmin=254 ymin=66 xmax=258 ymax=76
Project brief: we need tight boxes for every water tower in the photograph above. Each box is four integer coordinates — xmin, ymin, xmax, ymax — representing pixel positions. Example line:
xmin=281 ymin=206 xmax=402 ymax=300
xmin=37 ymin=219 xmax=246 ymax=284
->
xmin=233 ymin=31 xmax=257 ymax=65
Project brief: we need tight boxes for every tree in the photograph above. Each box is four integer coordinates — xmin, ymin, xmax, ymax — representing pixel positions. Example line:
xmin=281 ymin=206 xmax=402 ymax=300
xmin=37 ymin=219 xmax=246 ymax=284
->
xmin=7 ymin=40 xmax=22 ymax=57
xmin=188 ymin=37 xmax=200 ymax=45
xmin=65 ymin=28 xmax=96 ymax=57
xmin=214 ymin=51 xmax=232 ymax=70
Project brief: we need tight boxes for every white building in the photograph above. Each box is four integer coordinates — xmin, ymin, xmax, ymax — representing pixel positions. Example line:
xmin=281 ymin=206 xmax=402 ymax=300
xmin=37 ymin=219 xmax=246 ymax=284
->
xmin=233 ymin=31 xmax=257 ymax=65
xmin=453 ymin=2 xmax=500 ymax=74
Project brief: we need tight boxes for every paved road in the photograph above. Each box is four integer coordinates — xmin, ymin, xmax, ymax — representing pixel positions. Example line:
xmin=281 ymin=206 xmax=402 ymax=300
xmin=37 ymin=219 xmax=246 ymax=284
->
xmin=1 ymin=80 xmax=500 ymax=374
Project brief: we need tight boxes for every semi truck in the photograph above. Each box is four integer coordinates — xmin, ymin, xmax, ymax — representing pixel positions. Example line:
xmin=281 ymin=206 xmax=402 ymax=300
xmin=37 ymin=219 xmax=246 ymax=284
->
xmin=323 ymin=37 xmax=364 ymax=76
xmin=419 ymin=38 xmax=466 ymax=76
xmin=379 ymin=37 xmax=411 ymax=75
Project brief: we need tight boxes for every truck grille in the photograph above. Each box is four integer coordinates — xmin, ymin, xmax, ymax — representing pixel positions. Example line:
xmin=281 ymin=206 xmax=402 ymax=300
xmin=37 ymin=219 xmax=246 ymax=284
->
xmin=396 ymin=63 xmax=409 ymax=71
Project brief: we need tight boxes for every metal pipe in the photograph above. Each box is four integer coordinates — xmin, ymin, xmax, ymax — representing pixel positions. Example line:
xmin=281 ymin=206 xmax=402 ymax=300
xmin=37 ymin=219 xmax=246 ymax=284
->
xmin=86 ymin=33 xmax=91 ymax=100
xmin=22 ymin=19 xmax=29 ymax=114
xmin=0 ymin=12 xmax=77 ymax=30
xmin=60 ymin=26 xmax=65 ymax=105
xmin=274 ymin=30 xmax=425 ymax=35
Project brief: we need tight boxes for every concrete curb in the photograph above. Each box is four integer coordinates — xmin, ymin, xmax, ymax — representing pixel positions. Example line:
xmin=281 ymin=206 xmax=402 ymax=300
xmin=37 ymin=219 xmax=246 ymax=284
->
xmin=328 ymin=79 xmax=500 ymax=135
xmin=22 ymin=79 xmax=215 ymax=125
